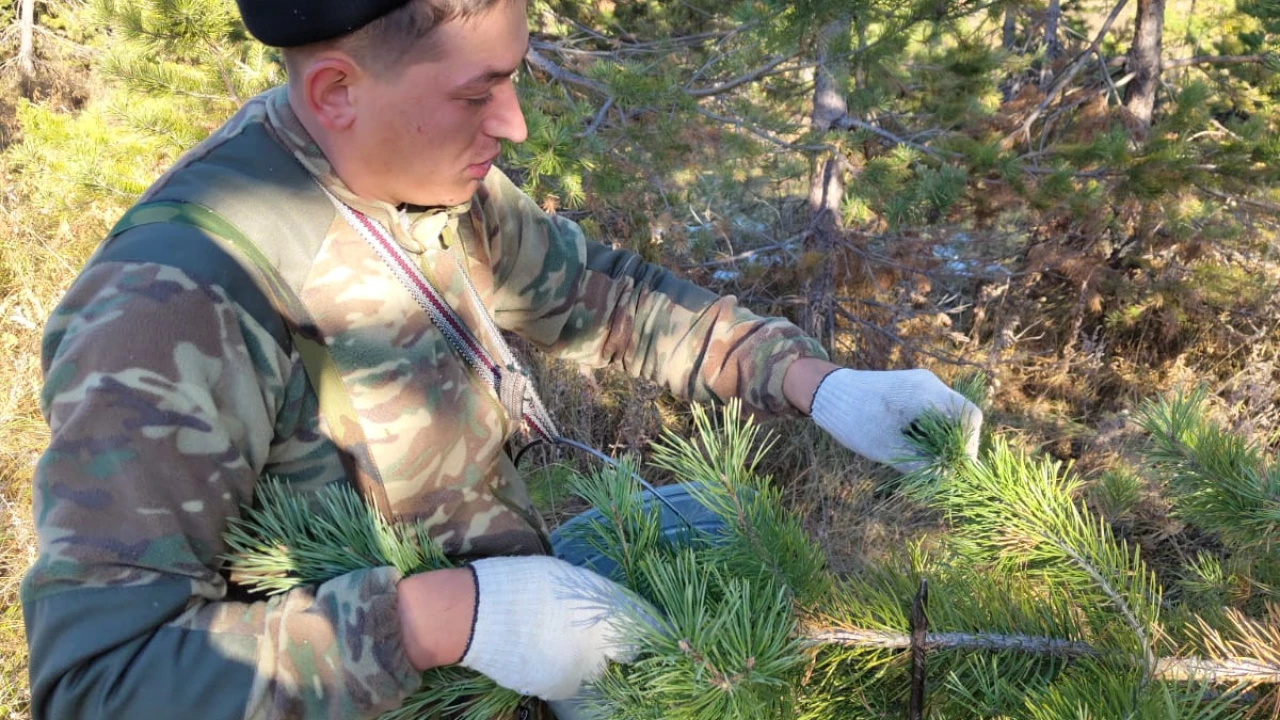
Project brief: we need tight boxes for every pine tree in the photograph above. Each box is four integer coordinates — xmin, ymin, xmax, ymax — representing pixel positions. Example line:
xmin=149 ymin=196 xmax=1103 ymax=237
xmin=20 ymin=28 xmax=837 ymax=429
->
xmin=89 ymin=0 xmax=281 ymax=151
xmin=226 ymin=392 xmax=1280 ymax=720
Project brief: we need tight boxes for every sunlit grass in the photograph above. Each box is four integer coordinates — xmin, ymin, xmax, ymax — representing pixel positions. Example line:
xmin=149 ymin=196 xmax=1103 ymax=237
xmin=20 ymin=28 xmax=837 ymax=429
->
xmin=0 ymin=144 xmax=107 ymax=718
xmin=0 ymin=483 xmax=35 ymax=719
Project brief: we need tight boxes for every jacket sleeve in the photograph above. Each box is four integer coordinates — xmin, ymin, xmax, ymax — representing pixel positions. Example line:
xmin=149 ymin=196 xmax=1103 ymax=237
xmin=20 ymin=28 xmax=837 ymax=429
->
xmin=474 ymin=170 xmax=828 ymax=417
xmin=21 ymin=257 xmax=421 ymax=720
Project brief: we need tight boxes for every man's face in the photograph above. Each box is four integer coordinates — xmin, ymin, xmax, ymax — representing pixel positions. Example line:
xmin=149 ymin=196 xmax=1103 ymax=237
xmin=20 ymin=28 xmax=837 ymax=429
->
xmin=353 ymin=1 xmax=529 ymax=207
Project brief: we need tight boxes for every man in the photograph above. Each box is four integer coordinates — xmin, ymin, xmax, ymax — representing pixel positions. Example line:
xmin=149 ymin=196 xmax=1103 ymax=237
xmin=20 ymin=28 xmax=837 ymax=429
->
xmin=21 ymin=1 xmax=982 ymax=718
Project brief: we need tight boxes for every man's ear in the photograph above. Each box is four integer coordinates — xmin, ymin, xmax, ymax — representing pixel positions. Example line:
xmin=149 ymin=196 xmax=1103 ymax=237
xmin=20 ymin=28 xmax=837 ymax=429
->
xmin=300 ymin=54 xmax=361 ymax=132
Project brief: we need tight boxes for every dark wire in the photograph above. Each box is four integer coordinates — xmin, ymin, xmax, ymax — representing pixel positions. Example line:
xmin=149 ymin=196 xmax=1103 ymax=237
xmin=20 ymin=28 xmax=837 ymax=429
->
xmin=514 ymin=435 xmax=698 ymax=532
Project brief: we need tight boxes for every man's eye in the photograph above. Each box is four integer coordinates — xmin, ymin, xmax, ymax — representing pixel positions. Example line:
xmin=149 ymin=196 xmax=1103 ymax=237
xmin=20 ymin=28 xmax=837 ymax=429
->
xmin=464 ymin=94 xmax=494 ymax=107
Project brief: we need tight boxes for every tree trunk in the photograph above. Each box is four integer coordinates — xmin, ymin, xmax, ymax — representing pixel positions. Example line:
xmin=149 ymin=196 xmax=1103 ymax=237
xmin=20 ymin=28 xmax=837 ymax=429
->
xmin=1182 ymin=0 xmax=1196 ymax=82
xmin=802 ymin=19 xmax=848 ymax=351
xmin=18 ymin=0 xmax=37 ymax=97
xmin=1002 ymin=5 xmax=1017 ymax=52
xmin=1040 ymin=0 xmax=1061 ymax=85
xmin=854 ymin=21 xmax=867 ymax=91
xmin=1123 ymin=0 xmax=1166 ymax=141
xmin=1001 ymin=5 xmax=1021 ymax=100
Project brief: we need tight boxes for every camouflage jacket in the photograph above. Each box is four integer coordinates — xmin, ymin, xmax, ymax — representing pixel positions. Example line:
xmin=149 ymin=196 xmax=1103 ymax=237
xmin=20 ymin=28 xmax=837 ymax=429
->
xmin=21 ymin=88 xmax=827 ymax=720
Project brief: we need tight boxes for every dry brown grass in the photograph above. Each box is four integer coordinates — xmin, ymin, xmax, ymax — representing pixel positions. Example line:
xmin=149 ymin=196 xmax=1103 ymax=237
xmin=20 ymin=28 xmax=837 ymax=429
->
xmin=0 ymin=481 xmax=35 ymax=719
xmin=0 ymin=71 xmax=104 ymax=713
xmin=0 ymin=200 xmax=44 ymax=719
xmin=0 ymin=157 xmax=53 ymax=720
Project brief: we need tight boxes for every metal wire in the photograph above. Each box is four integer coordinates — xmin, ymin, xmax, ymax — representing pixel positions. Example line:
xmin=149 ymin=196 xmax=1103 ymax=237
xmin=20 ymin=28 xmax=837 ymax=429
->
xmin=514 ymin=436 xmax=698 ymax=531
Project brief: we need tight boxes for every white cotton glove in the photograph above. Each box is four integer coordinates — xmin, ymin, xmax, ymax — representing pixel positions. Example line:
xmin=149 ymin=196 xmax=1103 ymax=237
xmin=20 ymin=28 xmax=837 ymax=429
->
xmin=811 ymin=368 xmax=982 ymax=473
xmin=459 ymin=556 xmax=655 ymax=701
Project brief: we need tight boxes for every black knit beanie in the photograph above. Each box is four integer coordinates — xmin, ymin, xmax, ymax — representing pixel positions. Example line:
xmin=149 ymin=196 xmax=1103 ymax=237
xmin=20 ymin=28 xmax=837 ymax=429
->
xmin=235 ymin=0 xmax=415 ymax=47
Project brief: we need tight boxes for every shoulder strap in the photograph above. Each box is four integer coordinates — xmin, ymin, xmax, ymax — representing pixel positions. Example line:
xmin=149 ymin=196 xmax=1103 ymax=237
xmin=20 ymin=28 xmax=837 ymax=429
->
xmin=108 ymin=201 xmax=396 ymax=519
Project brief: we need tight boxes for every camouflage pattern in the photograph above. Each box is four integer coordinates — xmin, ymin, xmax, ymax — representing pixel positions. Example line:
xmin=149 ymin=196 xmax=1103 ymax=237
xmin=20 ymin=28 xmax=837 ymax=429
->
xmin=22 ymin=87 xmax=827 ymax=720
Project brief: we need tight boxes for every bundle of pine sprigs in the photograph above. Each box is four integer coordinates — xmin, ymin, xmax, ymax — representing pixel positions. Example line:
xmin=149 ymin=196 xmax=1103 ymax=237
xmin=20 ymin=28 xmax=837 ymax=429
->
xmin=223 ymin=386 xmax=1280 ymax=720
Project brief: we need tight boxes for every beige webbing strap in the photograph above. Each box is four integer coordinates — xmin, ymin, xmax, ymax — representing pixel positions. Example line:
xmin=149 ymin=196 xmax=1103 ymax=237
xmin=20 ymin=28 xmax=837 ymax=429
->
xmin=109 ymin=200 xmax=396 ymax=519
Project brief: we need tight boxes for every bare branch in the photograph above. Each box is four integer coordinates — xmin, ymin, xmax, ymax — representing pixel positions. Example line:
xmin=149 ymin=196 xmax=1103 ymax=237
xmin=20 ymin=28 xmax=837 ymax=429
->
xmin=1164 ymin=54 xmax=1269 ymax=71
xmin=833 ymin=115 xmax=954 ymax=158
xmin=1197 ymin=186 xmax=1280 ymax=215
xmin=807 ymin=627 xmax=1099 ymax=658
xmin=685 ymin=53 xmax=800 ymax=97
xmin=524 ymin=45 xmax=610 ymax=96
xmin=693 ymin=106 xmax=825 ymax=152
xmin=580 ymin=96 xmax=614 ymax=137
xmin=530 ymin=27 xmax=749 ymax=58
xmin=1005 ymin=0 xmax=1131 ymax=147
xmin=832 ymin=304 xmax=985 ymax=369
xmin=686 ymin=238 xmax=802 ymax=268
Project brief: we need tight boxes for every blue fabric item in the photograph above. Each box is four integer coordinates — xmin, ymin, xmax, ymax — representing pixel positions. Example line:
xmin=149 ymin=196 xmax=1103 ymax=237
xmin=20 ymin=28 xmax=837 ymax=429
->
xmin=548 ymin=482 xmax=725 ymax=581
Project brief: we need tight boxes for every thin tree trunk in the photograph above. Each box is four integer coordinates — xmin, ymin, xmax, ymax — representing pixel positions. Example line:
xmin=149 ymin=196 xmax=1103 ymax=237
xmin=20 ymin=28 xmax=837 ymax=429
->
xmin=1002 ymin=5 xmax=1017 ymax=52
xmin=1123 ymin=0 xmax=1166 ymax=141
xmin=1184 ymin=0 xmax=1197 ymax=82
xmin=18 ymin=0 xmax=36 ymax=97
xmin=854 ymin=21 xmax=867 ymax=91
xmin=1040 ymin=0 xmax=1061 ymax=85
xmin=1001 ymin=5 xmax=1020 ymax=100
xmin=803 ymin=19 xmax=848 ymax=351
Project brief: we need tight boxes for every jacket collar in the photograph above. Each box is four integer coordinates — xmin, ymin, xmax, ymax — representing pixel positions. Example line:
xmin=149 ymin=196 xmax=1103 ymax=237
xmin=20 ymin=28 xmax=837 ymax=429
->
xmin=263 ymin=86 xmax=469 ymax=253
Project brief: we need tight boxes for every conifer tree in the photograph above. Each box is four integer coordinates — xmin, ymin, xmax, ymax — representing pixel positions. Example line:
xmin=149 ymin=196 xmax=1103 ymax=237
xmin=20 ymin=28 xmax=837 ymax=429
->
xmin=226 ymin=393 xmax=1280 ymax=720
xmin=89 ymin=0 xmax=280 ymax=151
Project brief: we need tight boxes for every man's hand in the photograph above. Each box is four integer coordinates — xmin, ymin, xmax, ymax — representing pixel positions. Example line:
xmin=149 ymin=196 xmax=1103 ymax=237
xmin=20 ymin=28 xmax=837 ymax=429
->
xmin=457 ymin=556 xmax=655 ymax=701
xmin=785 ymin=359 xmax=982 ymax=473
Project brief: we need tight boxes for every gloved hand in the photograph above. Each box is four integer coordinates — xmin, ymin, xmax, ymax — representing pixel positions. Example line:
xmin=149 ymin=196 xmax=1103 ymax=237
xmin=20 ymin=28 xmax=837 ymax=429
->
xmin=810 ymin=368 xmax=982 ymax=473
xmin=459 ymin=556 xmax=656 ymax=701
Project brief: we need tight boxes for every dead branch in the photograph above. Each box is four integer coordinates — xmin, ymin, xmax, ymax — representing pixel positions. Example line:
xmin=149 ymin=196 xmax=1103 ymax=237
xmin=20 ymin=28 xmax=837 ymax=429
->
xmin=1198 ymin=186 xmax=1280 ymax=215
xmin=687 ymin=238 xmax=801 ymax=268
xmin=1164 ymin=54 xmax=1269 ymax=71
xmin=832 ymin=115 xmax=955 ymax=158
xmin=685 ymin=53 xmax=800 ymax=97
xmin=524 ymin=44 xmax=610 ymax=96
xmin=532 ymin=24 xmax=755 ymax=58
xmin=832 ymin=305 xmax=985 ymax=369
xmin=693 ymin=106 xmax=825 ymax=152
xmin=580 ymin=96 xmax=614 ymax=137
xmin=1006 ymin=0 xmax=1131 ymax=147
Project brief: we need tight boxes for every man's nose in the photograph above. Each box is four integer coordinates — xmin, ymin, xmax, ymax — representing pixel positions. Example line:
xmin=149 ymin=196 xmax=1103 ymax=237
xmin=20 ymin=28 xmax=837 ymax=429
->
xmin=485 ymin=82 xmax=527 ymax=144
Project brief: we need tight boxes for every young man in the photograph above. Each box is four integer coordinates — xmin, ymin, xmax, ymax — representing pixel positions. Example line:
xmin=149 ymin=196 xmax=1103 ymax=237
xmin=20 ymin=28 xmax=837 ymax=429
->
xmin=21 ymin=1 xmax=982 ymax=718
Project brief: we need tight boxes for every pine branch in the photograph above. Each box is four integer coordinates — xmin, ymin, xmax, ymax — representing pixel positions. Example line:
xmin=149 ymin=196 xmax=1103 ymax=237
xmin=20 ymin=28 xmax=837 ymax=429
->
xmin=1052 ymin=531 xmax=1157 ymax=673
xmin=1137 ymin=389 xmax=1280 ymax=557
xmin=805 ymin=619 xmax=1280 ymax=683
xmin=223 ymin=401 xmax=1280 ymax=718
xmin=806 ymin=626 xmax=1099 ymax=658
